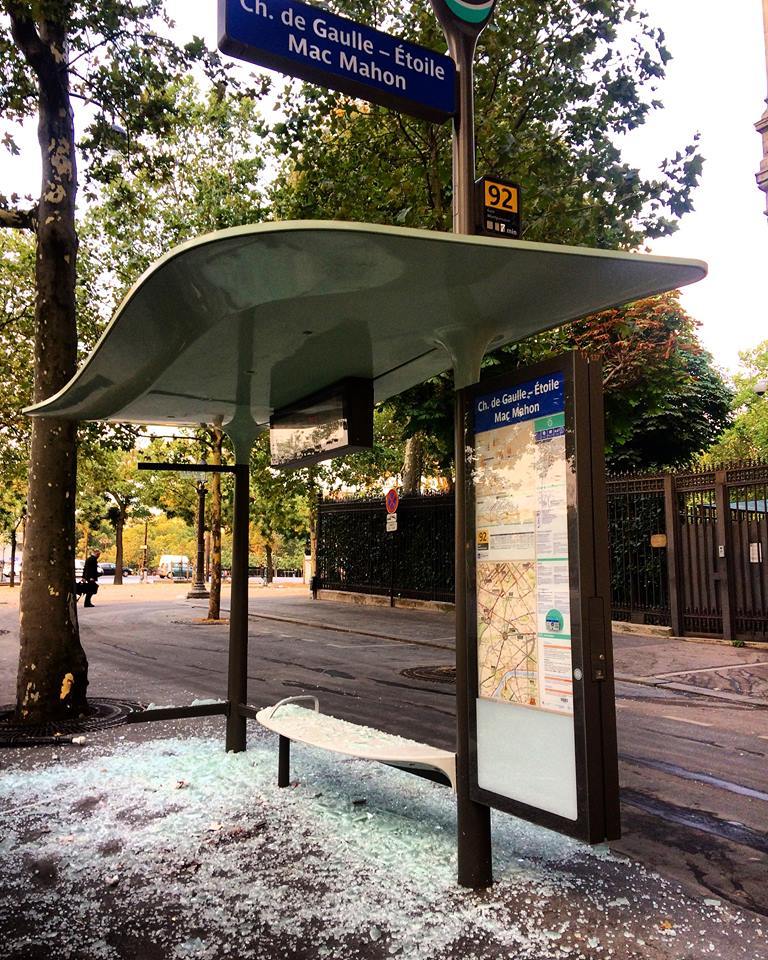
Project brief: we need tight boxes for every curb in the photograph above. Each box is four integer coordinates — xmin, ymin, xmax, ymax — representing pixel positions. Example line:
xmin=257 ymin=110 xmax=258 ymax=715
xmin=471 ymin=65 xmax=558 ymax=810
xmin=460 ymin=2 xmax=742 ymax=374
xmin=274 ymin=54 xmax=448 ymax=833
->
xmin=211 ymin=604 xmax=455 ymax=652
xmin=615 ymin=673 xmax=768 ymax=709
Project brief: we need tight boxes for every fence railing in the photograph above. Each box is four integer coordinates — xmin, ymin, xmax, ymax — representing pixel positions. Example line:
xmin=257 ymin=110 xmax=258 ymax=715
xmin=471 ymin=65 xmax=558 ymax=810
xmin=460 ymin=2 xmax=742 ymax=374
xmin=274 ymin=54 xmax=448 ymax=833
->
xmin=316 ymin=493 xmax=454 ymax=603
xmin=316 ymin=461 xmax=768 ymax=641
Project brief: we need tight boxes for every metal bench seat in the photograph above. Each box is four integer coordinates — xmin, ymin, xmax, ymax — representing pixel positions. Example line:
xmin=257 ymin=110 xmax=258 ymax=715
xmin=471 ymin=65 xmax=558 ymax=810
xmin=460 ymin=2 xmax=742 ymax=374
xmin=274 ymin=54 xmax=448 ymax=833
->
xmin=256 ymin=696 xmax=457 ymax=791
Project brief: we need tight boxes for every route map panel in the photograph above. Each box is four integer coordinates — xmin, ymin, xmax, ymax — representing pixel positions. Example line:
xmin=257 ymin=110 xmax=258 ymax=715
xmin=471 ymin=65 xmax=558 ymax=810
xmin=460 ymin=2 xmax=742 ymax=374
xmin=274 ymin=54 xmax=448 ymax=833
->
xmin=473 ymin=372 xmax=573 ymax=715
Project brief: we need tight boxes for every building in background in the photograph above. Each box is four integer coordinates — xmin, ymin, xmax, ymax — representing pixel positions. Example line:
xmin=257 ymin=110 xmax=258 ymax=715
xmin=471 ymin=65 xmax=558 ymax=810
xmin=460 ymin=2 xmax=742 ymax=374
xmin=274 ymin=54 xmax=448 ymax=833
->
xmin=757 ymin=0 xmax=768 ymax=214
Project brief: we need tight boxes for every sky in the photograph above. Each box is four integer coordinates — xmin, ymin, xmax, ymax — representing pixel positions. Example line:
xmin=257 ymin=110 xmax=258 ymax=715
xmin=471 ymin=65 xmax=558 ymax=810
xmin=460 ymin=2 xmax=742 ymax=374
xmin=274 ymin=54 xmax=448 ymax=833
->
xmin=2 ymin=1 xmax=767 ymax=376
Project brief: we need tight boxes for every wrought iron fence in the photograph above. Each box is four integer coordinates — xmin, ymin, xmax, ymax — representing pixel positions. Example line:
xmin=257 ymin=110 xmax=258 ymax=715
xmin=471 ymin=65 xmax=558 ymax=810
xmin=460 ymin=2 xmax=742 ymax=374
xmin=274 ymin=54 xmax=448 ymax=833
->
xmin=316 ymin=493 xmax=454 ymax=603
xmin=317 ymin=460 xmax=768 ymax=641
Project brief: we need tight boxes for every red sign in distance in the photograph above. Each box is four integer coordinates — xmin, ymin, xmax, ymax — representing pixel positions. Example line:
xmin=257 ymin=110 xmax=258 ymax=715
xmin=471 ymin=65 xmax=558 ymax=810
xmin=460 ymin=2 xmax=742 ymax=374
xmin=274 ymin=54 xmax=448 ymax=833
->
xmin=385 ymin=489 xmax=399 ymax=514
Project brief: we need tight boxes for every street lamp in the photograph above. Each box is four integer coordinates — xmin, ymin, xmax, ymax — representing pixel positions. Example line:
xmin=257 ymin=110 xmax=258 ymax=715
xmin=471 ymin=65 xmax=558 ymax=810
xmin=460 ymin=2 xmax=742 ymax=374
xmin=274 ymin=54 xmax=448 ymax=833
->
xmin=187 ymin=473 xmax=210 ymax=599
xmin=757 ymin=0 xmax=768 ymax=215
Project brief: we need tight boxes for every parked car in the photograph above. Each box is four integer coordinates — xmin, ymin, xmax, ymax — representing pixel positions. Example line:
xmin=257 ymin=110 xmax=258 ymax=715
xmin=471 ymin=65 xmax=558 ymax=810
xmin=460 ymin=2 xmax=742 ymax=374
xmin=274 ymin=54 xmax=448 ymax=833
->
xmin=2 ymin=558 xmax=22 ymax=579
xmin=97 ymin=562 xmax=133 ymax=578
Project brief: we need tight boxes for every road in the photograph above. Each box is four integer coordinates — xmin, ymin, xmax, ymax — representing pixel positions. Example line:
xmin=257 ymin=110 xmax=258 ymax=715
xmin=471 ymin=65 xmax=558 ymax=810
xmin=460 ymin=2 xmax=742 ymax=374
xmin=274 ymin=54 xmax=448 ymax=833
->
xmin=0 ymin=586 xmax=766 ymax=919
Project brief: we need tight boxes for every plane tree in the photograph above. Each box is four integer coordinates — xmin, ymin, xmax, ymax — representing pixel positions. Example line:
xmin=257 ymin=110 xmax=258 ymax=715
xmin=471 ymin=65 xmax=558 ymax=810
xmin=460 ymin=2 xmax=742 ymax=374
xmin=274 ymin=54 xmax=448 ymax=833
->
xmin=0 ymin=0 xmax=233 ymax=723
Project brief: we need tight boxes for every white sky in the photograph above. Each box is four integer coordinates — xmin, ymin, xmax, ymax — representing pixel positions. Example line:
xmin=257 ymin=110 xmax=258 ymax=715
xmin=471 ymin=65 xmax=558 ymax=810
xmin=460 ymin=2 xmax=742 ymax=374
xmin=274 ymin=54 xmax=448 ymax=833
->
xmin=2 ymin=0 xmax=766 ymax=376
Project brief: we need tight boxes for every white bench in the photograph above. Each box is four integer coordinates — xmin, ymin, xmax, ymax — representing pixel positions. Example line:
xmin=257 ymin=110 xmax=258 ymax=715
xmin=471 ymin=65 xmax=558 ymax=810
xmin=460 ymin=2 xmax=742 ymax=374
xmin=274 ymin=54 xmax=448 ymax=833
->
xmin=256 ymin=696 xmax=456 ymax=792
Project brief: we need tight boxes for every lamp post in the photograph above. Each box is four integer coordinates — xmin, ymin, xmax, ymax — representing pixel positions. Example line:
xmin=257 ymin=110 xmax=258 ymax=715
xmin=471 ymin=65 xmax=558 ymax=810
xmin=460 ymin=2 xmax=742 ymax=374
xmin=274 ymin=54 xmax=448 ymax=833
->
xmin=187 ymin=475 xmax=210 ymax=599
xmin=757 ymin=0 xmax=768 ymax=215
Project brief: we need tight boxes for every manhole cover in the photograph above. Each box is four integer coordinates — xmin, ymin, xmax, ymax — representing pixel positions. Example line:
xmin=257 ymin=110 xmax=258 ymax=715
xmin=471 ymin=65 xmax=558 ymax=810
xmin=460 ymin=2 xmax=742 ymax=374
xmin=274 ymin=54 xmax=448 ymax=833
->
xmin=0 ymin=697 xmax=144 ymax=747
xmin=401 ymin=665 xmax=456 ymax=684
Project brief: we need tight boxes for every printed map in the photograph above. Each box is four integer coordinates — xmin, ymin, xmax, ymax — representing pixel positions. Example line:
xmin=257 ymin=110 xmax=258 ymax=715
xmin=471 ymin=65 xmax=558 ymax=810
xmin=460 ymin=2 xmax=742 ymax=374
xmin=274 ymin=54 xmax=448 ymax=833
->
xmin=476 ymin=560 xmax=539 ymax=705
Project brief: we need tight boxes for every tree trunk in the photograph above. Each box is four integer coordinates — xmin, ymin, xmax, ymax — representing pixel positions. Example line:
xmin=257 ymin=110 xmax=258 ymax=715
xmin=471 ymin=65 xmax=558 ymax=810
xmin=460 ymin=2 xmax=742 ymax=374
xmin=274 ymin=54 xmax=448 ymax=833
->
xmin=207 ymin=426 xmax=223 ymax=620
xmin=265 ymin=542 xmax=273 ymax=584
xmin=402 ymin=435 xmax=424 ymax=496
xmin=14 ymin=14 xmax=88 ymax=722
xmin=114 ymin=509 xmax=125 ymax=584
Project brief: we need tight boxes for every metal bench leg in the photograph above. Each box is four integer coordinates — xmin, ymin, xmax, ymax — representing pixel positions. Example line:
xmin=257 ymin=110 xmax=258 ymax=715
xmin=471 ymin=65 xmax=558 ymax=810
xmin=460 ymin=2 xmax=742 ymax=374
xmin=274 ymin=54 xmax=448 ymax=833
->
xmin=278 ymin=735 xmax=290 ymax=787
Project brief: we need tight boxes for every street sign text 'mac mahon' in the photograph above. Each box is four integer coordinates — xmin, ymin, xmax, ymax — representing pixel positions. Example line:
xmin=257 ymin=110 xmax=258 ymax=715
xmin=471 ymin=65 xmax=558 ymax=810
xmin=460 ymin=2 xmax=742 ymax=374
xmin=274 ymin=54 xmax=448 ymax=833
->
xmin=218 ymin=0 xmax=456 ymax=122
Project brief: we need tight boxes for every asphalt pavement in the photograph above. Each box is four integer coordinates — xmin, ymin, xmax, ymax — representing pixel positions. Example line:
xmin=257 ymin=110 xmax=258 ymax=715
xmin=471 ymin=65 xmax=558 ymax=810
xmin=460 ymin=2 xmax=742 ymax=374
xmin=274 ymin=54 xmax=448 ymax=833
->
xmin=0 ymin=583 xmax=766 ymax=920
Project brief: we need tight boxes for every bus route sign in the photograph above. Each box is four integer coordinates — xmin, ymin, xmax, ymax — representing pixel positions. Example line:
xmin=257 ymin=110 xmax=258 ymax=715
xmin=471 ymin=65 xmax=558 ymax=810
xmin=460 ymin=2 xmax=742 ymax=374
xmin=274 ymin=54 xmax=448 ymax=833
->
xmin=475 ymin=176 xmax=521 ymax=238
xmin=219 ymin=0 xmax=456 ymax=123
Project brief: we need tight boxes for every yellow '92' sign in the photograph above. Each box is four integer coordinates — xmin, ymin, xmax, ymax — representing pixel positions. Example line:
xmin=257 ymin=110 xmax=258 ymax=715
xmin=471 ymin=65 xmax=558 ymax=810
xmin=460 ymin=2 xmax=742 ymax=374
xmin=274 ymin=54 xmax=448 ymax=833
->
xmin=484 ymin=179 xmax=519 ymax=212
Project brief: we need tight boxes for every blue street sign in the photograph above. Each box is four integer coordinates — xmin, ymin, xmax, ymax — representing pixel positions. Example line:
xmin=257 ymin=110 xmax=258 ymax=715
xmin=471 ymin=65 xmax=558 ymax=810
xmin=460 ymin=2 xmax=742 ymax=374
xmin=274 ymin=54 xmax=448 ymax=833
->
xmin=218 ymin=0 xmax=456 ymax=123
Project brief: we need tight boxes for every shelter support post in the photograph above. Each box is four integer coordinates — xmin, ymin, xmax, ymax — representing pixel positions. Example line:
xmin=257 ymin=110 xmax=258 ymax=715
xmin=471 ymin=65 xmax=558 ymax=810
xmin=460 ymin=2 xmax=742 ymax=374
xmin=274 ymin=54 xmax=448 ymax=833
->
xmin=446 ymin=27 xmax=493 ymax=889
xmin=454 ymin=388 xmax=493 ymax=888
xmin=226 ymin=461 xmax=250 ymax=752
xmin=278 ymin=735 xmax=291 ymax=787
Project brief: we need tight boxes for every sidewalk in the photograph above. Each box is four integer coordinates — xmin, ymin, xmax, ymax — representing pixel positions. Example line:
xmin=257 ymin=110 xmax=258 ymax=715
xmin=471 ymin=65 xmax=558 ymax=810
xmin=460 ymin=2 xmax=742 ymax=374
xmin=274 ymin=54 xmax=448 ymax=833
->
xmin=0 ymin=716 xmax=765 ymax=960
xmin=0 ymin=588 xmax=766 ymax=958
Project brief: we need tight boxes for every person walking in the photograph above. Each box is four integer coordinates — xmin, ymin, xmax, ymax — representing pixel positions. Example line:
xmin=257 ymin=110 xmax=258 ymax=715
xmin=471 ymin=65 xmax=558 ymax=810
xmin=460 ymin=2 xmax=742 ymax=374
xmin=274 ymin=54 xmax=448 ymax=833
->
xmin=81 ymin=549 xmax=101 ymax=608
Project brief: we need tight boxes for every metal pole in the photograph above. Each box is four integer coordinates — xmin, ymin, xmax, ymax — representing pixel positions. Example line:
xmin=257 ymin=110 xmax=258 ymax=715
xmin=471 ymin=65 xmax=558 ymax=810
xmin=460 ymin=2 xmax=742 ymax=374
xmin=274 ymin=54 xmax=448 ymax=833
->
xmin=449 ymin=32 xmax=477 ymax=235
xmin=226 ymin=462 xmax=250 ymax=752
xmin=448 ymin=24 xmax=493 ymax=891
xmin=454 ymin=389 xmax=493 ymax=887
xmin=188 ymin=481 xmax=210 ymax=599
xmin=278 ymin=735 xmax=291 ymax=787
xmin=142 ymin=518 xmax=148 ymax=581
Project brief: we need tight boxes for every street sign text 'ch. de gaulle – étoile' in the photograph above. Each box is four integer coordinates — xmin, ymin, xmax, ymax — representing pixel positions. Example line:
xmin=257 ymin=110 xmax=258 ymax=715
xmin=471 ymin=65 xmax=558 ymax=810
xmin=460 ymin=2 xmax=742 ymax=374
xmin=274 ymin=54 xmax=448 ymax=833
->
xmin=219 ymin=0 xmax=456 ymax=121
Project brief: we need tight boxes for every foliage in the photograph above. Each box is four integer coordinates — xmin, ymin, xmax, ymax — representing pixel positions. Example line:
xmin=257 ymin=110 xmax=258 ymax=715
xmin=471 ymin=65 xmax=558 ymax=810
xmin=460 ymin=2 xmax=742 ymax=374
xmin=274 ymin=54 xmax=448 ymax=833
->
xmin=270 ymin=0 xmax=702 ymax=246
xmin=318 ymin=407 xmax=407 ymax=494
xmin=85 ymin=76 xmax=269 ymax=307
xmin=122 ymin=515 xmax=197 ymax=569
xmin=0 ymin=231 xmax=35 ymax=472
xmin=0 ymin=231 xmax=139 ymax=477
xmin=489 ymin=291 xmax=732 ymax=468
xmin=269 ymin=0 xmax=706 ymax=486
xmin=0 ymin=2 xmax=242 ymax=190
xmin=702 ymin=341 xmax=768 ymax=464
xmin=250 ymin=434 xmax=311 ymax=574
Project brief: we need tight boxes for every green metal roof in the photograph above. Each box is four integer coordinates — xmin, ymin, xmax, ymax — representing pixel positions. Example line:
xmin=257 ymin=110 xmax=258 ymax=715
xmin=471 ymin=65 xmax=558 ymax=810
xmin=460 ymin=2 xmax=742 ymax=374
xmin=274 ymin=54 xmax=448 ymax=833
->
xmin=26 ymin=220 xmax=706 ymax=434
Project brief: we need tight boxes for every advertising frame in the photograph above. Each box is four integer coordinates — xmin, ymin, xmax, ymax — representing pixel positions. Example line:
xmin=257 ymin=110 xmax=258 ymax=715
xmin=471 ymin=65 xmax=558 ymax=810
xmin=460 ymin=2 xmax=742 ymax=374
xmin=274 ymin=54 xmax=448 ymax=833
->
xmin=463 ymin=351 xmax=620 ymax=844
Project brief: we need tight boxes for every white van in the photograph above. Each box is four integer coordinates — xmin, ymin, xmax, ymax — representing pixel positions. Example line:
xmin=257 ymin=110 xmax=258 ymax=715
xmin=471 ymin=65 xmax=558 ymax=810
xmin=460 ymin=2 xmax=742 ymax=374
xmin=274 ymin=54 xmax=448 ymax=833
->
xmin=157 ymin=555 xmax=191 ymax=580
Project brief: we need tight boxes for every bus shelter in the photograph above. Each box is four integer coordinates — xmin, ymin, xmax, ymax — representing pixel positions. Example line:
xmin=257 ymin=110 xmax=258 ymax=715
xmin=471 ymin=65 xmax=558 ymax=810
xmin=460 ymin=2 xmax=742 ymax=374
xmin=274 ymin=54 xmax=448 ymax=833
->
xmin=27 ymin=219 xmax=705 ymax=882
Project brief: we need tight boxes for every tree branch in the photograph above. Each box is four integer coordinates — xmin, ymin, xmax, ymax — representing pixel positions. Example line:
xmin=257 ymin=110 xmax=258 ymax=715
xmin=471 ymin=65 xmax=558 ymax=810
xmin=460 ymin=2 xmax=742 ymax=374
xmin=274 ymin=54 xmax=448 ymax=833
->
xmin=6 ymin=4 xmax=51 ymax=78
xmin=0 ymin=205 xmax=37 ymax=230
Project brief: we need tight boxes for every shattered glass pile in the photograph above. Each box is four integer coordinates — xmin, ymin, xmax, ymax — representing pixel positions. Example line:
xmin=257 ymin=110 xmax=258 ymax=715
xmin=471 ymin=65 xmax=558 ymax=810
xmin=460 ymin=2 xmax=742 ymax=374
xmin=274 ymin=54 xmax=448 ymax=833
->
xmin=0 ymin=722 xmax=764 ymax=960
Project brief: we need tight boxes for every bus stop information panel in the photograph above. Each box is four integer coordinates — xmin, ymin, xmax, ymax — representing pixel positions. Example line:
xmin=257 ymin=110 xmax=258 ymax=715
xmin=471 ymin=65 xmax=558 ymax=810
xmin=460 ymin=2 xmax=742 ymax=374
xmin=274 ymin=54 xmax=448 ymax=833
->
xmin=465 ymin=352 xmax=620 ymax=843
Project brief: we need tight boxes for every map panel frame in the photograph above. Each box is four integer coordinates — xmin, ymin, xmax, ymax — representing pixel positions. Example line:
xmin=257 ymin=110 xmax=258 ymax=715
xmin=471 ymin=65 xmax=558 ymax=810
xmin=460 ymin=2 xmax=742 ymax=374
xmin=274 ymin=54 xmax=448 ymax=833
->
xmin=464 ymin=352 xmax=621 ymax=844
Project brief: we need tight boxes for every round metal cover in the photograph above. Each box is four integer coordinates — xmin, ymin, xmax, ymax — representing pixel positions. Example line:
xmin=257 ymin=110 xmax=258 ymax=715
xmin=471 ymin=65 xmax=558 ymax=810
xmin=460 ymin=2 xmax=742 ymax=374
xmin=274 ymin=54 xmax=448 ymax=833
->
xmin=401 ymin=665 xmax=456 ymax=684
xmin=0 ymin=697 xmax=144 ymax=747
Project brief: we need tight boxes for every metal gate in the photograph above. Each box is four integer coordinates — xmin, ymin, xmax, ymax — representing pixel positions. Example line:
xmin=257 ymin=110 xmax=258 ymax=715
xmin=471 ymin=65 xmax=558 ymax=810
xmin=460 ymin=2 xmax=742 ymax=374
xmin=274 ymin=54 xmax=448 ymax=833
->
xmin=606 ymin=463 xmax=768 ymax=642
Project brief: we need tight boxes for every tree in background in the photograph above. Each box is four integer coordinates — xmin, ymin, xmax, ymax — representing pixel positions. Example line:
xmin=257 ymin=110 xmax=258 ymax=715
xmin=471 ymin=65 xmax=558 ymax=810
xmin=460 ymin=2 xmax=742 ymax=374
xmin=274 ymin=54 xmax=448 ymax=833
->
xmin=205 ymin=424 xmax=226 ymax=620
xmin=270 ymin=0 xmax=705 ymax=485
xmin=84 ymin=449 xmax=146 ymax=584
xmin=382 ymin=292 xmax=732 ymax=479
xmin=488 ymin=291 xmax=732 ymax=470
xmin=0 ymin=1 xmax=233 ymax=723
xmin=86 ymin=79 xmax=267 ymax=614
xmin=702 ymin=341 xmax=768 ymax=464
xmin=250 ymin=435 xmax=310 ymax=582
xmin=271 ymin=0 xmax=701 ymax=244
xmin=86 ymin=77 xmax=268 ymax=304
xmin=0 ymin=468 xmax=28 ymax=585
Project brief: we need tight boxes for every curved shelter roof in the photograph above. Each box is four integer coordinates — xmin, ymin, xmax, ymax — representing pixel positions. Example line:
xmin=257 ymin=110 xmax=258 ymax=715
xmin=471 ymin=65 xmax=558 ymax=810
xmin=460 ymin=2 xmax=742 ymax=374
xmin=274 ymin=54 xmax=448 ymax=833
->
xmin=26 ymin=220 xmax=706 ymax=433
